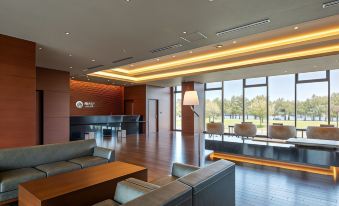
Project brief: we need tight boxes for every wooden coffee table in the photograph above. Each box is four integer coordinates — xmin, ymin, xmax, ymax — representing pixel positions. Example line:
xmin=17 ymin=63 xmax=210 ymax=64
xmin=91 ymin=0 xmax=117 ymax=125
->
xmin=19 ymin=161 xmax=147 ymax=206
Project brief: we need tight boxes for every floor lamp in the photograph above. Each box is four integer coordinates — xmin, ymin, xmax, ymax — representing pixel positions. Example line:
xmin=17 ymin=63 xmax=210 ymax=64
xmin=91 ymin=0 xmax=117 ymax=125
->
xmin=183 ymin=91 xmax=202 ymax=167
xmin=334 ymin=106 xmax=339 ymax=128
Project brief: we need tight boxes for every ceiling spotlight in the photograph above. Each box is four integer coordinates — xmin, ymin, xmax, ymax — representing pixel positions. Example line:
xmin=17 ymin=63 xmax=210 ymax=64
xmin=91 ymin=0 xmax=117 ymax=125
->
xmin=69 ymin=54 xmax=72 ymax=57
xmin=65 ymin=32 xmax=70 ymax=35
xmin=71 ymin=76 xmax=75 ymax=79
xmin=38 ymin=47 xmax=42 ymax=50
xmin=215 ymin=45 xmax=223 ymax=48
xmin=172 ymin=55 xmax=176 ymax=58
xmin=294 ymin=26 xmax=299 ymax=30
xmin=91 ymin=59 xmax=96 ymax=62
xmin=183 ymin=31 xmax=187 ymax=34
xmin=209 ymin=0 xmax=214 ymax=2
xmin=125 ymin=0 xmax=131 ymax=2
xmin=156 ymin=58 xmax=160 ymax=61
xmin=189 ymin=51 xmax=193 ymax=53
xmin=232 ymin=41 xmax=237 ymax=44
xmin=69 ymin=66 xmax=73 ymax=69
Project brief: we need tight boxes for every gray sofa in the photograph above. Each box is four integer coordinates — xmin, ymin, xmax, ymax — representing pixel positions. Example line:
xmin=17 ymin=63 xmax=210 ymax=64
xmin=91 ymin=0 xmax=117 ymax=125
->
xmin=94 ymin=160 xmax=235 ymax=206
xmin=0 ymin=139 xmax=114 ymax=202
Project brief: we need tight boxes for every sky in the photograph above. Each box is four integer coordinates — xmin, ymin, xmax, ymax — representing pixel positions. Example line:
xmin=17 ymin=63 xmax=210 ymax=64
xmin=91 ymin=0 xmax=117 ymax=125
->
xmin=205 ymin=69 xmax=339 ymax=101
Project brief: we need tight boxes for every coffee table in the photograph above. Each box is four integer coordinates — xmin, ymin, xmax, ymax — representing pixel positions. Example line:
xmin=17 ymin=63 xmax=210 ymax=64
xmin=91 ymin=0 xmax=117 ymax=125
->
xmin=18 ymin=161 xmax=147 ymax=206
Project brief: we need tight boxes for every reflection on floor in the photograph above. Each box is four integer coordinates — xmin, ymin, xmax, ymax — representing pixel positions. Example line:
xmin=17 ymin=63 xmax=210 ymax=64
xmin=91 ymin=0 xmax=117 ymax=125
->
xmin=94 ymin=131 xmax=339 ymax=206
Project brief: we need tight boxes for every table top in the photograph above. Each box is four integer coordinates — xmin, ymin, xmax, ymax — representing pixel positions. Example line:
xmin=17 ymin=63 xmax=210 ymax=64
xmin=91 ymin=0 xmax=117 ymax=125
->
xmin=287 ymin=138 xmax=339 ymax=148
xmin=19 ymin=161 xmax=146 ymax=201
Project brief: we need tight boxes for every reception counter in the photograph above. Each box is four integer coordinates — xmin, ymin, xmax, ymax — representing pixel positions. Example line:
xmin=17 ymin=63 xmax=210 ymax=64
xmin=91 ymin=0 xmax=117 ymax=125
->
xmin=70 ymin=115 xmax=144 ymax=140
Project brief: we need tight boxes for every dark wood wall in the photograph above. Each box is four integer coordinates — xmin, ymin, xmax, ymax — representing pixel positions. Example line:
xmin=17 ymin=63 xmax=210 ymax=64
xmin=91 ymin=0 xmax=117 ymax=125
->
xmin=124 ymin=85 xmax=147 ymax=132
xmin=36 ymin=68 xmax=70 ymax=144
xmin=70 ymin=80 xmax=124 ymax=116
xmin=181 ymin=82 xmax=204 ymax=135
xmin=0 ymin=34 xmax=37 ymax=148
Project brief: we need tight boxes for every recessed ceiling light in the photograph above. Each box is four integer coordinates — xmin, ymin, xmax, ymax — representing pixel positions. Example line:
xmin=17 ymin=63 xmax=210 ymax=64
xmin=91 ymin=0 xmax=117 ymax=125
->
xmin=69 ymin=66 xmax=73 ymax=69
xmin=233 ymin=41 xmax=237 ymax=44
xmin=208 ymin=0 xmax=214 ymax=2
xmin=183 ymin=31 xmax=187 ymax=34
xmin=65 ymin=32 xmax=70 ymax=35
xmin=130 ymin=64 xmax=134 ymax=67
xmin=91 ymin=59 xmax=96 ymax=62
xmin=125 ymin=0 xmax=131 ymax=2
xmin=71 ymin=76 xmax=75 ymax=79
xmin=156 ymin=58 xmax=160 ymax=61
xmin=69 ymin=54 xmax=72 ymax=57
xmin=294 ymin=26 xmax=299 ymax=30
xmin=215 ymin=45 xmax=223 ymax=48
xmin=172 ymin=55 xmax=176 ymax=58
xmin=189 ymin=51 xmax=193 ymax=53
xmin=38 ymin=47 xmax=42 ymax=50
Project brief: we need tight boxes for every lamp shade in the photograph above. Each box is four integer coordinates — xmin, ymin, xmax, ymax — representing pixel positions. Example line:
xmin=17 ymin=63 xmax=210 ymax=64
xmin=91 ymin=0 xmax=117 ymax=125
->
xmin=183 ymin=91 xmax=199 ymax=106
xmin=333 ymin=106 xmax=339 ymax=112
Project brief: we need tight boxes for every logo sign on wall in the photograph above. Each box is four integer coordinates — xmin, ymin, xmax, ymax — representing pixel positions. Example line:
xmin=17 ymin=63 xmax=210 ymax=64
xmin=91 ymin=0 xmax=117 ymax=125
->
xmin=75 ymin=101 xmax=95 ymax=109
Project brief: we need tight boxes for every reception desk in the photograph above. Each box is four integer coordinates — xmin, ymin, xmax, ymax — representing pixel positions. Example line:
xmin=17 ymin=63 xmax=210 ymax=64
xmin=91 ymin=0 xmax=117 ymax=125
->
xmin=70 ymin=115 xmax=144 ymax=141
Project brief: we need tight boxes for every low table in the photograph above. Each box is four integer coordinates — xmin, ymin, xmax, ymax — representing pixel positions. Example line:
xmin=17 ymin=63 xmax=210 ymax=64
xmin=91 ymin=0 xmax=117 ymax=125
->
xmin=287 ymin=138 xmax=339 ymax=149
xmin=19 ymin=161 xmax=147 ymax=206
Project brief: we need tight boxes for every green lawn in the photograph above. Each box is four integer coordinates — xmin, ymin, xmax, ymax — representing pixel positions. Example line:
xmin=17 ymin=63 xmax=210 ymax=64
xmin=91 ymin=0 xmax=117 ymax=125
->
xmin=175 ymin=117 xmax=336 ymax=135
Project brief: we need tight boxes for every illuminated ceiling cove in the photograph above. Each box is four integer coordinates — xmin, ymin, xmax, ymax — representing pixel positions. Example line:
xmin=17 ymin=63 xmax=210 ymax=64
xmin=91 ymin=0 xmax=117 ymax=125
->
xmin=89 ymin=16 xmax=339 ymax=83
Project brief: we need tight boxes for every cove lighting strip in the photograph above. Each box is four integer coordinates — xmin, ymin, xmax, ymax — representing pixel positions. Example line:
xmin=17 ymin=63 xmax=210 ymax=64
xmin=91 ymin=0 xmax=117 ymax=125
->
xmin=108 ymin=27 xmax=339 ymax=75
xmin=90 ymin=44 xmax=339 ymax=83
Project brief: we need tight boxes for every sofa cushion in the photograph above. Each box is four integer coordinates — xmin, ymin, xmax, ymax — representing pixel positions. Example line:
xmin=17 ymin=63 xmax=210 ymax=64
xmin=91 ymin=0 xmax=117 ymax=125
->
xmin=0 ymin=139 xmax=96 ymax=171
xmin=0 ymin=190 xmax=17 ymax=202
xmin=92 ymin=199 xmax=120 ymax=206
xmin=69 ymin=156 xmax=108 ymax=168
xmin=35 ymin=161 xmax=81 ymax=177
xmin=114 ymin=180 xmax=154 ymax=204
xmin=0 ymin=168 xmax=46 ymax=192
xmin=150 ymin=175 xmax=178 ymax=187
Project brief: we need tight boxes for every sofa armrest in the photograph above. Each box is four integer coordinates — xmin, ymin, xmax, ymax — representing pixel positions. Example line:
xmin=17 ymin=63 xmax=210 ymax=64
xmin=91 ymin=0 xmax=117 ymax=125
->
xmin=172 ymin=162 xmax=200 ymax=178
xmin=122 ymin=181 xmax=192 ymax=206
xmin=125 ymin=178 xmax=160 ymax=190
xmin=93 ymin=147 xmax=115 ymax=162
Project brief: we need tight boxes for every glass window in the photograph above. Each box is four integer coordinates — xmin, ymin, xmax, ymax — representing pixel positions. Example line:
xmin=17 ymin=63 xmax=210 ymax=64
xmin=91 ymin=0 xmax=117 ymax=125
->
xmin=330 ymin=69 xmax=339 ymax=127
xmin=224 ymin=80 xmax=243 ymax=133
xmin=296 ymin=82 xmax=328 ymax=130
xmin=268 ymin=75 xmax=295 ymax=126
xmin=206 ymin=82 xmax=222 ymax=89
xmin=244 ymin=86 xmax=267 ymax=135
xmin=205 ymin=90 xmax=222 ymax=128
xmin=298 ymin=71 xmax=327 ymax=81
xmin=245 ymin=77 xmax=267 ymax=86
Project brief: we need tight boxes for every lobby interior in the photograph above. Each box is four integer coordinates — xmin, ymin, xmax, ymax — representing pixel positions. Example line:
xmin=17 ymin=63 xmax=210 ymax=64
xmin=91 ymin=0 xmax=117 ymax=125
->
xmin=1 ymin=1 xmax=339 ymax=206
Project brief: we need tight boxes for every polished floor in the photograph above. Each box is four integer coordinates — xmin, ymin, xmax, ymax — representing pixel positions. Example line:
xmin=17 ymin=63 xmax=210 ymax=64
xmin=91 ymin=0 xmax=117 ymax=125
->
xmin=96 ymin=131 xmax=339 ymax=206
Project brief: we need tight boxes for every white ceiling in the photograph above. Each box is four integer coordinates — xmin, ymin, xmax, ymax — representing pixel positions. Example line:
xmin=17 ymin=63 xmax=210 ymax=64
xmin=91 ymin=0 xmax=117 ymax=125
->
xmin=1 ymin=0 xmax=339 ymax=86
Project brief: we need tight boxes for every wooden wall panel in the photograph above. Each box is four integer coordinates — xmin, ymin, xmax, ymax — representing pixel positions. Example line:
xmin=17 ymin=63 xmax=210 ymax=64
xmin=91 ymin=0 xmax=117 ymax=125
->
xmin=70 ymin=80 xmax=124 ymax=116
xmin=37 ymin=68 xmax=70 ymax=144
xmin=0 ymin=34 xmax=36 ymax=148
xmin=124 ymin=85 xmax=147 ymax=132
xmin=181 ymin=82 xmax=204 ymax=135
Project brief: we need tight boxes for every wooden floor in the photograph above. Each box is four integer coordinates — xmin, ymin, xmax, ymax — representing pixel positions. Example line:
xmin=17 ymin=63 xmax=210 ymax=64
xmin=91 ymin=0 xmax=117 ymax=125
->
xmin=97 ymin=131 xmax=339 ymax=206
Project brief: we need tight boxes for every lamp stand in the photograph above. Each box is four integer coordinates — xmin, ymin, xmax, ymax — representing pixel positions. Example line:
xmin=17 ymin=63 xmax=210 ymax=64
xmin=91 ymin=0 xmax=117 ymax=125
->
xmin=190 ymin=106 xmax=202 ymax=167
